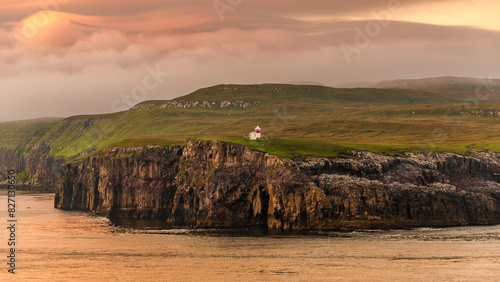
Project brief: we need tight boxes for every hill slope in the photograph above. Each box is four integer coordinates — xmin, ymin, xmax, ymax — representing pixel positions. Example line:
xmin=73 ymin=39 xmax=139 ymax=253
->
xmin=2 ymin=83 xmax=500 ymax=161
xmin=374 ymin=76 xmax=500 ymax=95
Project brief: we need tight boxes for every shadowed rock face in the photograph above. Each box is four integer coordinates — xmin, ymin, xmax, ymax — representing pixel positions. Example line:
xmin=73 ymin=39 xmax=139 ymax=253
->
xmin=0 ymin=143 xmax=63 ymax=191
xmin=55 ymin=146 xmax=182 ymax=218
xmin=54 ymin=140 xmax=500 ymax=230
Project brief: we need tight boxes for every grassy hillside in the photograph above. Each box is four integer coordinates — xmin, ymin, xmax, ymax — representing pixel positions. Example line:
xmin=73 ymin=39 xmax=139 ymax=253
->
xmin=374 ymin=76 xmax=500 ymax=96
xmin=2 ymin=83 xmax=500 ymax=159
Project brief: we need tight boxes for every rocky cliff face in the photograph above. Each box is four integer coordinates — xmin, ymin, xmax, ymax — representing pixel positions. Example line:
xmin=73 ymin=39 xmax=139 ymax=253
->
xmin=0 ymin=143 xmax=63 ymax=191
xmin=55 ymin=140 xmax=500 ymax=230
xmin=170 ymin=140 xmax=324 ymax=229
xmin=55 ymin=146 xmax=182 ymax=218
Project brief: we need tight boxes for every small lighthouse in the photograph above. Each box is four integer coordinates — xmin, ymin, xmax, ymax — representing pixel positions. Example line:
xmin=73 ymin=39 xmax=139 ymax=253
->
xmin=249 ymin=126 xmax=262 ymax=140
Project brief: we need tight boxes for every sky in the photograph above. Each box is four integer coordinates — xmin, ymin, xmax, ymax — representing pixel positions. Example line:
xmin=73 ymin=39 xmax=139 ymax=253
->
xmin=1 ymin=0 xmax=500 ymax=122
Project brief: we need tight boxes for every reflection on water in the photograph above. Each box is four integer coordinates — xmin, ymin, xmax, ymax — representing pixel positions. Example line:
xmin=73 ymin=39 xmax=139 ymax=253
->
xmin=1 ymin=192 xmax=500 ymax=281
xmin=110 ymin=217 xmax=500 ymax=241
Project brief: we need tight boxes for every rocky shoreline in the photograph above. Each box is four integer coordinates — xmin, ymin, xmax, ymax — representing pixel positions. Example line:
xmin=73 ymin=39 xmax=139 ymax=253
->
xmin=54 ymin=140 xmax=500 ymax=230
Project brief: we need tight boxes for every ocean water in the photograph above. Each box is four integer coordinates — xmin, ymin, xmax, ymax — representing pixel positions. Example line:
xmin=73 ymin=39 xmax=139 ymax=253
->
xmin=1 ymin=192 xmax=499 ymax=281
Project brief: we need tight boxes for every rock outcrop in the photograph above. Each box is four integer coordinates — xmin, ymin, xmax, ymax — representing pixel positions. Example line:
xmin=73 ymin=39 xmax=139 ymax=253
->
xmin=54 ymin=140 xmax=500 ymax=230
xmin=55 ymin=146 xmax=182 ymax=218
xmin=0 ymin=143 xmax=63 ymax=191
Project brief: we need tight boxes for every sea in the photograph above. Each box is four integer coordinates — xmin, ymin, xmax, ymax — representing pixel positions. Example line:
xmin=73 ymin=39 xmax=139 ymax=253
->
xmin=1 ymin=192 xmax=499 ymax=281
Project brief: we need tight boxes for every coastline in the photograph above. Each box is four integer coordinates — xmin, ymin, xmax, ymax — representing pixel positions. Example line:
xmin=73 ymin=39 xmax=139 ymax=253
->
xmin=54 ymin=140 xmax=500 ymax=230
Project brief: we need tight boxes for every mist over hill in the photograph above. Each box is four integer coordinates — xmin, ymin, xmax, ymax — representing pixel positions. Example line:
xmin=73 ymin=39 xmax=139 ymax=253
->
xmin=342 ymin=76 xmax=500 ymax=94
xmin=375 ymin=76 xmax=500 ymax=93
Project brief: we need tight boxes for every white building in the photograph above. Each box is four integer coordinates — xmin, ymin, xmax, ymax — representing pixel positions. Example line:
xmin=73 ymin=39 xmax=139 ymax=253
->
xmin=249 ymin=126 xmax=262 ymax=140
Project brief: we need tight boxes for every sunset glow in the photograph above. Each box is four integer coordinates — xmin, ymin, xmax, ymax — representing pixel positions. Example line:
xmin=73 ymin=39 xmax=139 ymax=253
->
xmin=392 ymin=1 xmax=500 ymax=30
xmin=1 ymin=4 xmax=500 ymax=279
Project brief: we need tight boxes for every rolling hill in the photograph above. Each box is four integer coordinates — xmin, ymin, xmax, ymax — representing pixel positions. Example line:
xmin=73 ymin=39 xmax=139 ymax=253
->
xmin=2 ymin=81 xmax=500 ymax=160
xmin=372 ymin=76 xmax=500 ymax=94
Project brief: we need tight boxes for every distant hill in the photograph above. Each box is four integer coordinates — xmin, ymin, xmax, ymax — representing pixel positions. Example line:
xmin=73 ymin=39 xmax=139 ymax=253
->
xmin=338 ymin=76 xmax=500 ymax=96
xmin=335 ymin=81 xmax=376 ymax=88
xmin=2 ymin=82 xmax=500 ymax=159
xmin=285 ymin=81 xmax=326 ymax=86
xmin=373 ymin=76 xmax=500 ymax=94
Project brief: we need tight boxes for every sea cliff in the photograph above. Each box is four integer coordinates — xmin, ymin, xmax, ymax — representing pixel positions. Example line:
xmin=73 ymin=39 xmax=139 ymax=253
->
xmin=0 ymin=143 xmax=63 ymax=191
xmin=54 ymin=140 xmax=500 ymax=230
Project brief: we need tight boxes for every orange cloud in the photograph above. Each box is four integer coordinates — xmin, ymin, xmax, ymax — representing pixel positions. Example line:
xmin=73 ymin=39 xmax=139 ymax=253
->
xmin=1 ymin=0 xmax=500 ymax=122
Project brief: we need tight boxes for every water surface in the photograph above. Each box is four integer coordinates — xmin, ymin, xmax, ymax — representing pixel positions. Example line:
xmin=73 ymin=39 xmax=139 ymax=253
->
xmin=1 ymin=193 xmax=499 ymax=281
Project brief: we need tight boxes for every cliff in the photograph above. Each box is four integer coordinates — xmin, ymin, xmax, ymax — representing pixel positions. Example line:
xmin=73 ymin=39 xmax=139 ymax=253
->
xmin=54 ymin=140 xmax=500 ymax=230
xmin=0 ymin=143 xmax=63 ymax=191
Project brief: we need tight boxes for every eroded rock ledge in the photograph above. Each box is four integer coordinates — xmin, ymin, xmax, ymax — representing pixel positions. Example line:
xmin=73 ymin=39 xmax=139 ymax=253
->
xmin=54 ymin=140 xmax=500 ymax=230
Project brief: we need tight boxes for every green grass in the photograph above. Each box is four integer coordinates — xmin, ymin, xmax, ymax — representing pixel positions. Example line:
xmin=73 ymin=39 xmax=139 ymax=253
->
xmin=17 ymin=171 xmax=27 ymax=182
xmin=2 ymin=83 xmax=500 ymax=160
